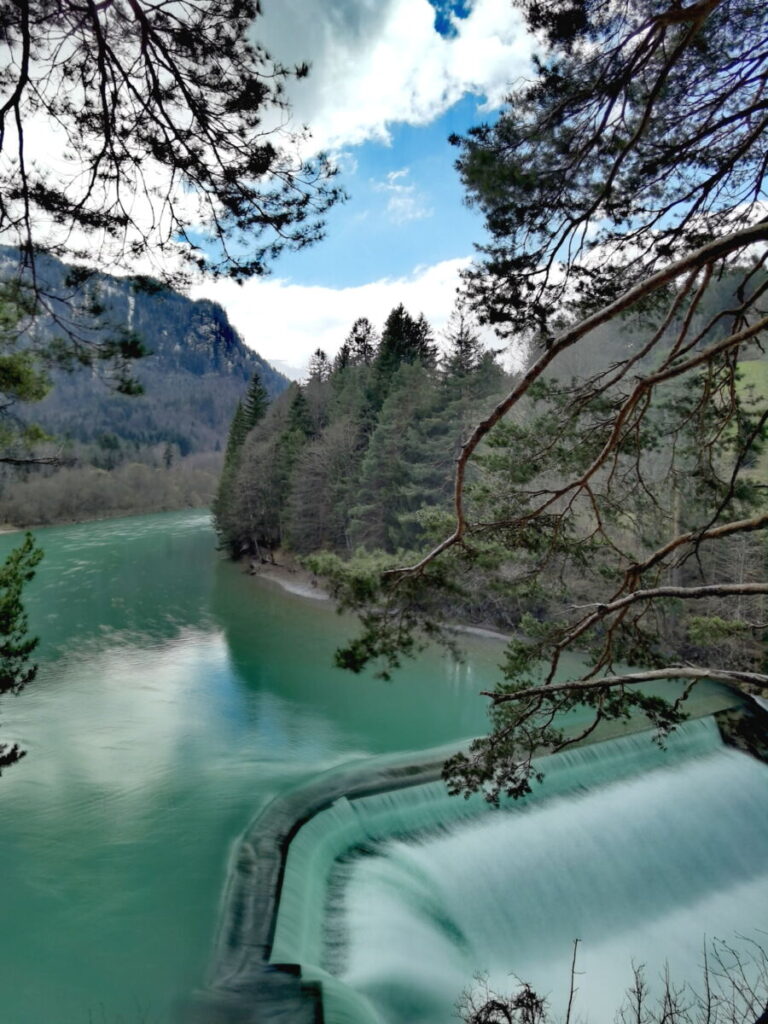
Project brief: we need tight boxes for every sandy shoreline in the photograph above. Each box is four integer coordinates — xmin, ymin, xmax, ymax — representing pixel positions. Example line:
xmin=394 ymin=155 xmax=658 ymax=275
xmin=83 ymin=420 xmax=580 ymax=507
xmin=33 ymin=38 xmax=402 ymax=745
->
xmin=246 ymin=556 xmax=512 ymax=644
xmin=248 ymin=559 xmax=331 ymax=601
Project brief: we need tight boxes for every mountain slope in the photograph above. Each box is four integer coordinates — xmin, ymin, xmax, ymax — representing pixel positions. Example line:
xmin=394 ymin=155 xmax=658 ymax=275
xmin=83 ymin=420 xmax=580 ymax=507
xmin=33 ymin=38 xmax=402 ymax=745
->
xmin=1 ymin=249 xmax=288 ymax=454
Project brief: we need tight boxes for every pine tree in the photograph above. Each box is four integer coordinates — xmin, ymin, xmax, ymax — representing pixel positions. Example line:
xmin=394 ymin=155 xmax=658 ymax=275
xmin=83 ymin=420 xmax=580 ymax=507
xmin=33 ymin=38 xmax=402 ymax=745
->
xmin=442 ymin=304 xmax=484 ymax=382
xmin=369 ymin=305 xmax=435 ymax=412
xmin=223 ymin=402 xmax=249 ymax=462
xmin=287 ymin=386 xmax=315 ymax=439
xmin=213 ymin=372 xmax=270 ymax=553
xmin=307 ymin=349 xmax=332 ymax=383
xmin=333 ymin=342 xmax=352 ymax=373
xmin=346 ymin=318 xmax=378 ymax=366
xmin=351 ymin=363 xmax=448 ymax=550
xmin=414 ymin=313 xmax=438 ymax=369
xmin=242 ymin=372 xmax=268 ymax=430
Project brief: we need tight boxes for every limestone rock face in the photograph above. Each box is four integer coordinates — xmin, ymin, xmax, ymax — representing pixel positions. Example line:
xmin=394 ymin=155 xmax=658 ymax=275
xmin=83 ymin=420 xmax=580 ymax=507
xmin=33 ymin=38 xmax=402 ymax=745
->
xmin=0 ymin=247 xmax=288 ymax=454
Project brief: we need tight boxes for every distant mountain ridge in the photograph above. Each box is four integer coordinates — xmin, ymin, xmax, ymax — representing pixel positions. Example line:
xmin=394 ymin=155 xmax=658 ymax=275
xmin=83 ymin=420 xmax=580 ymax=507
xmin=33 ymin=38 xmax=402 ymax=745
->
xmin=0 ymin=248 xmax=289 ymax=454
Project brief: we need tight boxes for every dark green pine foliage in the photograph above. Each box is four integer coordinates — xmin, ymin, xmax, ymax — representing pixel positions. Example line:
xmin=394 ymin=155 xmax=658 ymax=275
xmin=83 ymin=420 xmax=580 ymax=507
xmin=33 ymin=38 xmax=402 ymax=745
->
xmin=442 ymin=304 xmax=484 ymax=387
xmin=0 ymin=533 xmax=44 ymax=773
xmin=333 ymin=342 xmax=351 ymax=373
xmin=213 ymin=371 xmax=269 ymax=554
xmin=351 ymin=363 xmax=460 ymax=550
xmin=346 ymin=318 xmax=378 ymax=367
xmin=369 ymin=304 xmax=433 ymax=412
xmin=414 ymin=313 xmax=438 ymax=369
xmin=272 ymin=385 xmax=317 ymax=515
xmin=212 ymin=306 xmax=509 ymax=560
xmin=286 ymin=386 xmax=315 ymax=438
xmin=242 ymin=372 xmax=268 ymax=429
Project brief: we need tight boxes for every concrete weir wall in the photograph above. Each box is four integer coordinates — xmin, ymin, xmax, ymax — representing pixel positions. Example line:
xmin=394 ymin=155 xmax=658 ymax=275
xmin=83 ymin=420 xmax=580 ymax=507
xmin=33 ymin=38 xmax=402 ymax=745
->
xmin=186 ymin=751 xmax=448 ymax=1023
xmin=185 ymin=688 xmax=765 ymax=1024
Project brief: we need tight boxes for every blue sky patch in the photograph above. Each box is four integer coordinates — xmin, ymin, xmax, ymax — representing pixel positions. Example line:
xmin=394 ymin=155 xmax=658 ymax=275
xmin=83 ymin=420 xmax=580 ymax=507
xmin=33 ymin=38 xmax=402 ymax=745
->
xmin=274 ymin=94 xmax=496 ymax=287
xmin=427 ymin=0 xmax=472 ymax=38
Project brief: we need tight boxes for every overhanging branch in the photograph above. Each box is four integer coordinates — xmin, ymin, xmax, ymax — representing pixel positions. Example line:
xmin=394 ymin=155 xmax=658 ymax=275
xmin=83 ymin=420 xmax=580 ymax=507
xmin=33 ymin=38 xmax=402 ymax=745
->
xmin=385 ymin=219 xmax=768 ymax=581
xmin=482 ymin=665 xmax=768 ymax=706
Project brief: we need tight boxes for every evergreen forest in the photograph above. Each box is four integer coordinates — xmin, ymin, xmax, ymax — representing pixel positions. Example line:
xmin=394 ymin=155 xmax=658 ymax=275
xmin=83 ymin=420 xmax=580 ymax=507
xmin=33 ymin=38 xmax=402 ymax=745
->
xmin=213 ymin=304 xmax=507 ymax=563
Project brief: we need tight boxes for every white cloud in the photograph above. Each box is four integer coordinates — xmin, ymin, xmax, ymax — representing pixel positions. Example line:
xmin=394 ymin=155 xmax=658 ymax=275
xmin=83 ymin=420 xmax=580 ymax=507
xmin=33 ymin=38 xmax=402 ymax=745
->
xmin=372 ymin=168 xmax=433 ymax=224
xmin=258 ymin=0 xmax=533 ymax=151
xmin=191 ymin=255 xmax=496 ymax=376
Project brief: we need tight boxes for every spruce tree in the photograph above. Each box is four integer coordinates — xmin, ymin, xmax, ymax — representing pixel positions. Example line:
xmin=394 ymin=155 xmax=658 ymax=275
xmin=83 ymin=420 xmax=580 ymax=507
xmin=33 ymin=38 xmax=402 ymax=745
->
xmin=346 ymin=318 xmax=378 ymax=366
xmin=414 ymin=313 xmax=438 ymax=369
xmin=442 ymin=304 xmax=484 ymax=382
xmin=213 ymin=372 xmax=270 ymax=553
xmin=287 ymin=387 xmax=315 ymax=438
xmin=333 ymin=342 xmax=352 ymax=373
xmin=242 ymin=372 xmax=268 ymax=430
xmin=369 ymin=305 xmax=435 ymax=412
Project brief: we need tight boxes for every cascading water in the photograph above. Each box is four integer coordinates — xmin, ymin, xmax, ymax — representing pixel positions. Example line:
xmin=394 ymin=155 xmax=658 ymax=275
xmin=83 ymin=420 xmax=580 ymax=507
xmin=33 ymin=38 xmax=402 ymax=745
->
xmin=270 ymin=717 xmax=768 ymax=1024
xmin=335 ymin=721 xmax=768 ymax=1023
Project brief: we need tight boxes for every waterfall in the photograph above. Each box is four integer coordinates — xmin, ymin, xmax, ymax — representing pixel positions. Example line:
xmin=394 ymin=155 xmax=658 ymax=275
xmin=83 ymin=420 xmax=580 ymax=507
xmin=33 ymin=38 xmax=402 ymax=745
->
xmin=337 ymin=721 xmax=768 ymax=1023
xmin=268 ymin=716 xmax=768 ymax=1023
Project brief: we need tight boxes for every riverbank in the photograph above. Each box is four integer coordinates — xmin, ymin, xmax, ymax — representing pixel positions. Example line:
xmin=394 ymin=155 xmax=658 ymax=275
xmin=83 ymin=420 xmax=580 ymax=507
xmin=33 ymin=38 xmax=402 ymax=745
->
xmin=247 ymin=553 xmax=331 ymax=601
xmin=0 ymin=455 xmax=220 ymax=529
xmin=245 ymin=553 xmax=515 ymax=640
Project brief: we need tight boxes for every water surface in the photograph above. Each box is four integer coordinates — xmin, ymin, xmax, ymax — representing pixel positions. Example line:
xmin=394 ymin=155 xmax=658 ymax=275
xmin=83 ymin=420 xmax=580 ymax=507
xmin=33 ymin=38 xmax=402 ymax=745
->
xmin=0 ymin=510 xmax=759 ymax=1024
xmin=0 ymin=511 xmax=503 ymax=1024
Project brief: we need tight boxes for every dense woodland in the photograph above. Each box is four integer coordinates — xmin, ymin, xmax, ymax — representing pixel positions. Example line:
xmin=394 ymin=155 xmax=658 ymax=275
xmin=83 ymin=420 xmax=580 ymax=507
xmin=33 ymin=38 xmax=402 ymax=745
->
xmin=213 ymin=303 xmax=508 ymax=562
xmin=215 ymin=277 xmax=768 ymax=717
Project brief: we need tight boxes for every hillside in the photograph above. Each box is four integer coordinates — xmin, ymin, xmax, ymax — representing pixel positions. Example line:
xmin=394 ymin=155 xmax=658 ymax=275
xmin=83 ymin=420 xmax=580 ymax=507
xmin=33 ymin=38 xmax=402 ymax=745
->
xmin=0 ymin=251 xmax=289 ymax=525
xmin=0 ymin=249 xmax=288 ymax=455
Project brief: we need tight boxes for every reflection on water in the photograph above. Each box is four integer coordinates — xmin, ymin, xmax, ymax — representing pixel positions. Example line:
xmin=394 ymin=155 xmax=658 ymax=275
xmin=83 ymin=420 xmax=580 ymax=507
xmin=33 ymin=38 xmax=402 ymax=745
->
xmin=0 ymin=510 xmax=503 ymax=1023
xmin=0 ymin=510 xmax=759 ymax=1023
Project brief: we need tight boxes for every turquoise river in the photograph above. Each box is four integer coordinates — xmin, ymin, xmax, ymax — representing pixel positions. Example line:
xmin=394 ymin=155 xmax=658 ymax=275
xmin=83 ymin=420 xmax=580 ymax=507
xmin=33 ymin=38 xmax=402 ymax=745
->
xmin=0 ymin=510 xmax=766 ymax=1023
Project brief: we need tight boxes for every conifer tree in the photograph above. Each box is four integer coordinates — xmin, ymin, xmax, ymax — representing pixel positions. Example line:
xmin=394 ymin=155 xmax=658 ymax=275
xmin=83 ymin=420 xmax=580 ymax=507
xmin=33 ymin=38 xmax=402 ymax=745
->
xmin=346 ymin=318 xmax=379 ymax=366
xmin=307 ymin=350 xmax=332 ymax=383
xmin=287 ymin=387 xmax=315 ymax=439
xmin=414 ymin=313 xmax=438 ymax=369
xmin=213 ymin=372 xmax=270 ymax=553
xmin=442 ymin=304 xmax=484 ymax=382
xmin=352 ymin=363 xmax=448 ymax=550
xmin=370 ymin=305 xmax=435 ymax=412
xmin=0 ymin=534 xmax=44 ymax=773
xmin=333 ymin=342 xmax=352 ymax=373
xmin=242 ymin=373 xmax=268 ymax=430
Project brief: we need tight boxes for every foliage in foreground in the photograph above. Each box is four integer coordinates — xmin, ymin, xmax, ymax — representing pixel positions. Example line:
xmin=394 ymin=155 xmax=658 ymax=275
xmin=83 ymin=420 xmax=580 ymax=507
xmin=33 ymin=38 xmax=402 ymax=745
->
xmin=0 ymin=532 xmax=43 ymax=772
xmin=309 ymin=0 xmax=768 ymax=804
xmin=458 ymin=937 xmax=768 ymax=1024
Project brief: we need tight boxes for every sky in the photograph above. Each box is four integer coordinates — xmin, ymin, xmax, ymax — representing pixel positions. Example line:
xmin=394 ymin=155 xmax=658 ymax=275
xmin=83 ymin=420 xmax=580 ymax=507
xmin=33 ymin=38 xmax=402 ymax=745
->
xmin=190 ymin=0 xmax=533 ymax=377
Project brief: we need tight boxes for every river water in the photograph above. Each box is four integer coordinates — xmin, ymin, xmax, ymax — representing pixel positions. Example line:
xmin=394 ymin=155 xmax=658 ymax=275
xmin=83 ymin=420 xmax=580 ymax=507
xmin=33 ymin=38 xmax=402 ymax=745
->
xmin=0 ymin=510 xmax=764 ymax=1024
xmin=0 ymin=510 xmax=507 ymax=1024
